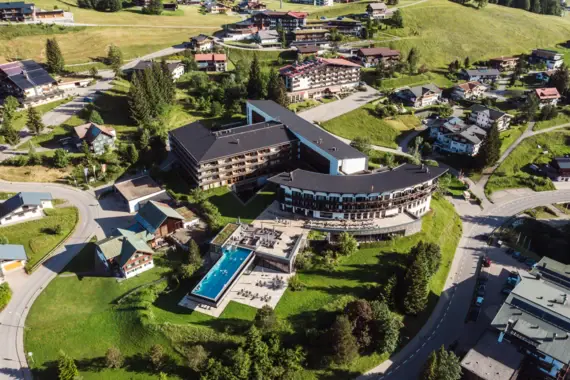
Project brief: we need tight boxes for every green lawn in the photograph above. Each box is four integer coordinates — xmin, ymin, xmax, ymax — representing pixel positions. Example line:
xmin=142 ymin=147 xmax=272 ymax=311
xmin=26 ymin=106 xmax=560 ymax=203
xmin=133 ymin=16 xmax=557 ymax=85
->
xmin=486 ymin=130 xmax=570 ymax=195
xmin=367 ymin=71 xmax=454 ymax=90
xmin=204 ymin=186 xmax=277 ymax=225
xmin=533 ymin=111 xmax=570 ymax=131
xmin=499 ymin=125 xmax=525 ymax=155
xmin=0 ymin=207 xmax=78 ymax=268
xmin=321 ymin=103 xmax=421 ymax=148
xmin=24 ymin=196 xmax=461 ymax=380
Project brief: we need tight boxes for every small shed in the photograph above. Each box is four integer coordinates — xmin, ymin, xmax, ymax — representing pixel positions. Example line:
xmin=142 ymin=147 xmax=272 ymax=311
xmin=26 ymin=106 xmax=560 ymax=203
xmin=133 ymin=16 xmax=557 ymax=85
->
xmin=113 ymin=175 xmax=170 ymax=213
xmin=0 ymin=244 xmax=27 ymax=274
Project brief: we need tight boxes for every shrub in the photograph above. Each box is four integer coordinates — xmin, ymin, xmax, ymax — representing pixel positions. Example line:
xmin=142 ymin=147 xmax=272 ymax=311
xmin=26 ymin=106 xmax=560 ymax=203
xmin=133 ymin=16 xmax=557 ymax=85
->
xmin=105 ymin=347 xmax=124 ymax=369
xmin=0 ymin=282 xmax=12 ymax=311
xmin=288 ymin=274 xmax=304 ymax=291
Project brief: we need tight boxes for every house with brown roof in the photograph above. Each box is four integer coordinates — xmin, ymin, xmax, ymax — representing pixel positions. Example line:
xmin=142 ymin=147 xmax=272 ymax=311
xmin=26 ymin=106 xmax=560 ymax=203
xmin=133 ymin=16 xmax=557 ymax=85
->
xmin=251 ymin=11 xmax=308 ymax=31
xmin=367 ymin=3 xmax=390 ymax=19
xmin=194 ymin=53 xmax=227 ymax=72
xmin=289 ymin=29 xmax=330 ymax=42
xmin=489 ymin=56 xmax=519 ymax=71
xmin=356 ymin=47 xmax=400 ymax=68
xmin=532 ymin=87 xmax=561 ymax=108
xmin=189 ymin=34 xmax=214 ymax=52
xmin=451 ymin=81 xmax=487 ymax=100
xmin=395 ymin=83 xmax=442 ymax=108
xmin=73 ymin=122 xmax=116 ymax=155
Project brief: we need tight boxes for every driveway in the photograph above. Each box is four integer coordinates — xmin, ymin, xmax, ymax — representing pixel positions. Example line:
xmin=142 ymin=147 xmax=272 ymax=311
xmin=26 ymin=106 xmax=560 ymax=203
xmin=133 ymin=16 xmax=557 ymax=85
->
xmin=297 ymin=85 xmax=381 ymax=123
xmin=0 ymin=181 xmax=131 ymax=380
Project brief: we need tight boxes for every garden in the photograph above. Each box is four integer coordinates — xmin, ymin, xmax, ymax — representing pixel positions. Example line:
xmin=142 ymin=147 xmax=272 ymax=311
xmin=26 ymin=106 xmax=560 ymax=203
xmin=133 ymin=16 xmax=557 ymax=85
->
xmin=24 ymin=195 xmax=461 ymax=380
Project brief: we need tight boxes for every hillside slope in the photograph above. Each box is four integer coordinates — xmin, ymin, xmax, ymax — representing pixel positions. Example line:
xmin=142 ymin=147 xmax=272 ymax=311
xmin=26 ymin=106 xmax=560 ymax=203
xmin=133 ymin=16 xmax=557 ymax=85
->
xmin=382 ymin=0 xmax=570 ymax=67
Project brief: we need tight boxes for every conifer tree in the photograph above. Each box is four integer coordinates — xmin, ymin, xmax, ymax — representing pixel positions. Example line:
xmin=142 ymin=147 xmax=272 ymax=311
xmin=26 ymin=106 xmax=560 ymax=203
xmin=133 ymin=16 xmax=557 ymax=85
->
xmin=267 ymin=69 xmax=288 ymax=107
xmin=89 ymin=109 xmax=104 ymax=124
xmin=247 ymin=55 xmax=264 ymax=100
xmin=142 ymin=67 xmax=162 ymax=117
xmin=330 ymin=315 xmax=359 ymax=364
xmin=26 ymin=106 xmax=45 ymax=135
xmin=57 ymin=350 xmax=79 ymax=380
xmin=421 ymin=350 xmax=438 ymax=380
xmin=128 ymin=71 xmax=151 ymax=126
xmin=3 ymin=117 xmax=19 ymax=146
xmin=407 ymin=47 xmax=419 ymax=75
xmin=403 ymin=256 xmax=430 ymax=315
xmin=160 ymin=60 xmax=175 ymax=103
xmin=478 ymin=122 xmax=501 ymax=168
xmin=46 ymin=38 xmax=65 ymax=74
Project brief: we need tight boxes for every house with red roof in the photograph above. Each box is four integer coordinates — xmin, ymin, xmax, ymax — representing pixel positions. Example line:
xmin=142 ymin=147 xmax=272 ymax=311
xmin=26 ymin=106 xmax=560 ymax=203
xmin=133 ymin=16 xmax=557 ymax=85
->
xmin=451 ymin=81 xmax=487 ymax=100
xmin=279 ymin=58 xmax=361 ymax=102
xmin=532 ymin=87 xmax=561 ymax=108
xmin=194 ymin=54 xmax=227 ymax=72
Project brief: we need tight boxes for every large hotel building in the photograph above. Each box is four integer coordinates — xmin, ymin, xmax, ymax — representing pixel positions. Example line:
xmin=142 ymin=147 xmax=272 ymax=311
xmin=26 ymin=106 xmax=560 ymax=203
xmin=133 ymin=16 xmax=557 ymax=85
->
xmin=169 ymin=100 xmax=447 ymax=237
xmin=279 ymin=58 xmax=362 ymax=103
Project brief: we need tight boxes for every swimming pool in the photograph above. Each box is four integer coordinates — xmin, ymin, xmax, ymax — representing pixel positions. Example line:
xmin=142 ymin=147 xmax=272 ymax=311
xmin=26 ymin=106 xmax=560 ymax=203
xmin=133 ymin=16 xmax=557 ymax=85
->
xmin=191 ymin=246 xmax=253 ymax=302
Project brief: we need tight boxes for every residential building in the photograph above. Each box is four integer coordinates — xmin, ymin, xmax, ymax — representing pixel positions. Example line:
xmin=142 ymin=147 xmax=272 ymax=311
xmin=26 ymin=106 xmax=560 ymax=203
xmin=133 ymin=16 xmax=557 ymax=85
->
xmin=290 ymin=40 xmax=330 ymax=50
xmin=169 ymin=100 xmax=368 ymax=190
xmin=430 ymin=117 xmax=487 ymax=156
xmin=356 ymin=47 xmax=400 ymax=68
xmin=460 ymin=331 xmax=524 ymax=380
xmin=95 ymin=231 xmax=155 ymax=279
xmin=0 ymin=60 xmax=62 ymax=106
xmin=255 ymin=29 xmax=280 ymax=45
xmin=114 ymin=175 xmax=170 ymax=213
xmin=530 ymin=49 xmax=564 ymax=70
xmin=469 ymin=104 xmax=512 ymax=131
xmin=194 ymin=54 xmax=227 ymax=72
xmin=225 ymin=19 xmax=258 ymax=40
xmin=251 ymin=11 xmax=308 ymax=31
xmin=188 ymin=34 xmax=214 ymax=51
xmin=305 ymin=18 xmax=362 ymax=36
xmin=551 ymin=157 xmax=570 ymax=182
xmin=451 ymin=81 xmax=487 ymax=100
xmin=134 ymin=201 xmax=185 ymax=247
xmin=289 ymin=29 xmax=330 ymax=42
xmin=291 ymin=0 xmax=333 ymax=5
xmin=490 ymin=264 xmax=570 ymax=380
xmin=206 ymin=2 xmax=229 ymax=13
xmin=532 ymin=87 xmax=561 ymax=108
xmin=279 ymin=58 xmax=361 ymax=102
xmin=367 ymin=3 xmax=390 ymax=18
xmin=129 ymin=60 xmax=185 ymax=80
xmin=236 ymin=0 xmax=267 ymax=12
xmin=0 ymin=192 xmax=53 ymax=226
xmin=536 ymin=70 xmax=555 ymax=84
xmin=461 ymin=67 xmax=501 ymax=83
xmin=296 ymin=45 xmax=322 ymax=59
xmin=0 ymin=245 xmax=27 ymax=275
xmin=395 ymin=83 xmax=442 ymax=108
xmin=489 ymin=56 xmax=519 ymax=71
xmin=0 ymin=1 xmax=34 ymax=22
xmin=73 ymin=123 xmax=116 ymax=155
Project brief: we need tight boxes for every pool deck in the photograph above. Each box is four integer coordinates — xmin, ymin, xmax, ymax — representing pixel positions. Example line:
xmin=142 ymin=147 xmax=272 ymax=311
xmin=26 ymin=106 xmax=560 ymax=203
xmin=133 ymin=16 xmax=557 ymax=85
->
xmin=179 ymin=266 xmax=294 ymax=317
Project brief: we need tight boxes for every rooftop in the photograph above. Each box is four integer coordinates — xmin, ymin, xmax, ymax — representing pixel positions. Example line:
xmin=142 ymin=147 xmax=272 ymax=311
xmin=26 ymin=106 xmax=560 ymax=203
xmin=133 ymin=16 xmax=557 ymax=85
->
xmin=0 ymin=192 xmax=52 ymax=219
xmin=464 ymin=67 xmax=501 ymax=77
xmin=279 ymin=58 xmax=361 ymax=78
xmin=114 ymin=175 xmax=165 ymax=201
xmin=368 ymin=3 xmax=387 ymax=10
xmin=358 ymin=47 xmax=400 ymax=57
xmin=194 ymin=53 xmax=227 ymax=62
xmin=247 ymin=100 xmax=366 ymax=160
xmin=399 ymin=83 xmax=441 ymax=99
xmin=535 ymin=87 xmax=561 ymax=100
xmin=135 ymin=201 xmax=184 ymax=234
xmin=469 ymin=104 xmax=509 ymax=121
xmin=169 ymin=120 xmax=297 ymax=163
xmin=0 ymin=2 xmax=33 ymax=12
xmin=73 ymin=123 xmax=115 ymax=144
xmin=0 ymin=244 xmax=27 ymax=261
xmin=296 ymin=45 xmax=320 ymax=54
xmin=269 ymin=164 xmax=447 ymax=194
xmin=531 ymin=256 xmax=570 ymax=289
xmin=460 ymin=331 xmax=524 ymax=380
xmin=456 ymin=81 xmax=486 ymax=91
xmin=0 ymin=60 xmax=56 ymax=91
xmin=489 ymin=56 xmax=519 ymax=62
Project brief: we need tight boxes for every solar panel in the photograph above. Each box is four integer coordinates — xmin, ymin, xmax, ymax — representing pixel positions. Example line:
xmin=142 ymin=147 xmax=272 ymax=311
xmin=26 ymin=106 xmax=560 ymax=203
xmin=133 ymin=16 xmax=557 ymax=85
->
xmin=20 ymin=60 xmax=42 ymax=71
xmin=8 ymin=74 xmax=33 ymax=90
xmin=30 ymin=73 xmax=56 ymax=86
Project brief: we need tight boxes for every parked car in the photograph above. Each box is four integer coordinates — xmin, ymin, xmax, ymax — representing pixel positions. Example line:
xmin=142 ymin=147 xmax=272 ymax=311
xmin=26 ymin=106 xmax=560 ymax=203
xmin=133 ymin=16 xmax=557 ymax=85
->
xmin=83 ymin=96 xmax=94 ymax=103
xmin=477 ymin=287 xmax=486 ymax=296
xmin=482 ymin=256 xmax=491 ymax=267
xmin=467 ymin=307 xmax=481 ymax=322
xmin=525 ymin=259 xmax=537 ymax=267
xmin=512 ymin=251 xmax=521 ymax=259
xmin=502 ymin=287 xmax=513 ymax=295
xmin=475 ymin=296 xmax=484 ymax=306
xmin=518 ymin=255 xmax=528 ymax=263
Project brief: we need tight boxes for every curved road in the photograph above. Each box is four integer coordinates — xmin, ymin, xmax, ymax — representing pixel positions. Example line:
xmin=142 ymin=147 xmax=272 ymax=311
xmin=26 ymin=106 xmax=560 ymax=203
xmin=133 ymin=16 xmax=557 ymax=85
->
xmin=0 ymin=182 xmax=102 ymax=380
xmin=362 ymin=189 xmax=570 ymax=379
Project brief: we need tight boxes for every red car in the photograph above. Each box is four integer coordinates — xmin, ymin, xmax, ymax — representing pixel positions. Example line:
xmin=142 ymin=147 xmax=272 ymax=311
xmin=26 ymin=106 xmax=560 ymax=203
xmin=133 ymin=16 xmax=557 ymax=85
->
xmin=482 ymin=256 xmax=491 ymax=267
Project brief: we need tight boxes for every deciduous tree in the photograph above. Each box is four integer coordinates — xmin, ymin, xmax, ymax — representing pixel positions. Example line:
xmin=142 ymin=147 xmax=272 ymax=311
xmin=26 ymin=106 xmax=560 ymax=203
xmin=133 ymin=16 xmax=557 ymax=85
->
xmin=548 ymin=64 xmax=570 ymax=95
xmin=254 ymin=305 xmax=278 ymax=331
xmin=350 ymin=136 xmax=372 ymax=155
xmin=337 ymin=232 xmax=358 ymax=256
xmin=107 ymin=44 xmax=123 ymax=75
xmin=148 ymin=344 xmax=165 ymax=370
xmin=392 ymin=10 xmax=404 ymax=28
xmin=53 ymin=148 xmax=70 ymax=168
xmin=105 ymin=346 xmax=124 ymax=369
xmin=187 ymin=344 xmax=209 ymax=372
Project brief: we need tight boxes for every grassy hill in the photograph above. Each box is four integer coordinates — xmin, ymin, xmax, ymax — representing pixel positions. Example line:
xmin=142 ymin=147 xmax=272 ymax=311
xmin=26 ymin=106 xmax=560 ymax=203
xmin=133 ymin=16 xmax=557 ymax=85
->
xmin=380 ymin=0 xmax=570 ymax=68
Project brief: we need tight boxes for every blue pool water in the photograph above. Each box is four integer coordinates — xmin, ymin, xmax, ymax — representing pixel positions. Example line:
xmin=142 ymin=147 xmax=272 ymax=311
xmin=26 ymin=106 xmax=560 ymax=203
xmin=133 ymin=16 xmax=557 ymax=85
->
xmin=191 ymin=246 xmax=253 ymax=301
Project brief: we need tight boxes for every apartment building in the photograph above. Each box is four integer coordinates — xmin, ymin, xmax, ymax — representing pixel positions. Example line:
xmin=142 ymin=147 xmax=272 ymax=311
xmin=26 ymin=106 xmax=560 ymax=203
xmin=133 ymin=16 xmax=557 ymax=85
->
xmin=0 ymin=1 xmax=34 ymax=22
xmin=289 ymin=29 xmax=330 ymax=42
xmin=279 ymin=58 xmax=361 ymax=102
xmin=251 ymin=11 xmax=308 ymax=31
xmin=194 ymin=54 xmax=227 ymax=72
xmin=290 ymin=0 xmax=333 ymax=5
xmin=532 ymin=87 xmax=561 ymax=108
xmin=0 ymin=60 xmax=62 ymax=106
xmin=530 ymin=49 xmax=564 ymax=70
xmin=469 ymin=104 xmax=512 ymax=131
xmin=489 ymin=56 xmax=519 ymax=71
xmin=430 ymin=117 xmax=487 ymax=156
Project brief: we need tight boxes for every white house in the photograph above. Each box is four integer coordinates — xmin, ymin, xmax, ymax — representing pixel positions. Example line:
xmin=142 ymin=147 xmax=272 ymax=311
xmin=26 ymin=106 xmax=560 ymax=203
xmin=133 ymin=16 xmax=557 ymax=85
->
xmin=0 ymin=244 xmax=27 ymax=275
xmin=114 ymin=175 xmax=170 ymax=213
xmin=0 ymin=192 xmax=53 ymax=225
xmin=469 ymin=104 xmax=512 ymax=131
xmin=430 ymin=117 xmax=487 ymax=156
xmin=451 ymin=81 xmax=487 ymax=100
xmin=532 ymin=88 xmax=561 ymax=108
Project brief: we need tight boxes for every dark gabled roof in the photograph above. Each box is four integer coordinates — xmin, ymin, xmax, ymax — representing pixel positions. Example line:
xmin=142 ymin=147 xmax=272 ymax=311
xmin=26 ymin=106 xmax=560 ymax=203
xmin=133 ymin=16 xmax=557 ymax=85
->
xmin=0 ymin=1 xmax=34 ymax=12
xmin=0 ymin=192 xmax=52 ymax=219
xmin=0 ymin=60 xmax=56 ymax=91
xmin=554 ymin=157 xmax=570 ymax=170
xmin=135 ymin=201 xmax=184 ymax=234
xmin=247 ymin=100 xmax=367 ymax=160
xmin=0 ymin=244 xmax=27 ymax=261
xmin=96 ymin=234 xmax=153 ymax=267
xmin=191 ymin=34 xmax=210 ymax=42
xmin=469 ymin=104 xmax=508 ymax=121
xmin=269 ymin=164 xmax=447 ymax=194
xmin=170 ymin=119 xmax=297 ymax=163
xmin=401 ymin=83 xmax=441 ymax=99
xmin=297 ymin=45 xmax=319 ymax=54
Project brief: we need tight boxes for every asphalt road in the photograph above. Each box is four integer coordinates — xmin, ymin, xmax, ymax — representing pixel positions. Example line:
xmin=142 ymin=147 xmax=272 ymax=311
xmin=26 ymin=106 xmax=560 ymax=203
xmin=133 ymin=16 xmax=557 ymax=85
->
xmin=0 ymin=182 xmax=135 ymax=380
xmin=361 ymin=189 xmax=570 ymax=380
